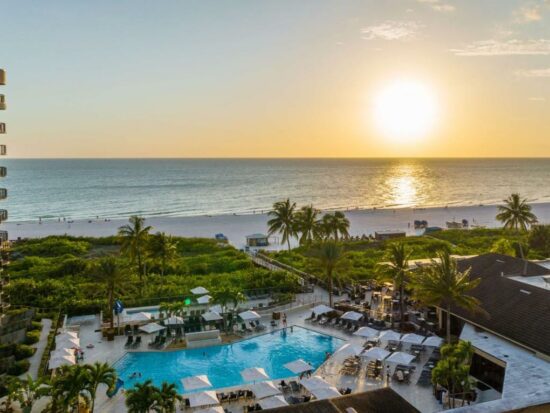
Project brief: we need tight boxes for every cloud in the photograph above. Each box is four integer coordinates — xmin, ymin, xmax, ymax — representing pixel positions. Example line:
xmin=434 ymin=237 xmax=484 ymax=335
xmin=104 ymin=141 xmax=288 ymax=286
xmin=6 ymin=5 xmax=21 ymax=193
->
xmin=515 ymin=68 xmax=550 ymax=77
xmin=516 ymin=5 xmax=542 ymax=22
xmin=361 ymin=21 xmax=422 ymax=41
xmin=451 ymin=39 xmax=550 ymax=56
xmin=417 ymin=0 xmax=455 ymax=12
xmin=529 ymin=97 xmax=547 ymax=101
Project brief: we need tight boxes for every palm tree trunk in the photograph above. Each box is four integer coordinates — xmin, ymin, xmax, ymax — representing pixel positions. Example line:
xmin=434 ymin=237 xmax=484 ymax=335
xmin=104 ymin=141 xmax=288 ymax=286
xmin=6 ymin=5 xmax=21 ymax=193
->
xmin=108 ymin=288 xmax=114 ymax=330
xmin=446 ymin=303 xmax=451 ymax=344
xmin=287 ymin=237 xmax=291 ymax=252
xmin=328 ymin=268 xmax=333 ymax=307
xmin=399 ymin=283 xmax=405 ymax=331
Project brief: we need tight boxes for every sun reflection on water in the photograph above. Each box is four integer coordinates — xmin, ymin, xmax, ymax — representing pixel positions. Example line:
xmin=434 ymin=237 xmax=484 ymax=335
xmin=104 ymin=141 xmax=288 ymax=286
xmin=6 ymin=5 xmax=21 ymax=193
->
xmin=385 ymin=163 xmax=423 ymax=208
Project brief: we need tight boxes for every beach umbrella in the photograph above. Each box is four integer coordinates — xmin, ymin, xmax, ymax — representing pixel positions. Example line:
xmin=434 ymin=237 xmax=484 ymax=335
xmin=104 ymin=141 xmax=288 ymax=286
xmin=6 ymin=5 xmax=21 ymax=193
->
xmin=238 ymin=310 xmax=261 ymax=321
xmin=188 ymin=391 xmax=219 ymax=408
xmin=362 ymin=347 xmax=390 ymax=361
xmin=138 ymin=322 xmax=166 ymax=334
xmin=209 ymin=304 xmax=223 ymax=313
xmin=259 ymin=395 xmax=289 ymax=409
xmin=240 ymin=367 xmax=269 ymax=382
xmin=128 ymin=312 xmax=152 ymax=323
xmin=58 ymin=331 xmax=78 ymax=339
xmin=333 ymin=343 xmax=363 ymax=357
xmin=164 ymin=315 xmax=184 ymax=325
xmin=340 ymin=311 xmax=363 ymax=321
xmin=283 ymin=359 xmax=313 ymax=375
xmin=423 ymin=336 xmax=444 ymax=347
xmin=249 ymin=381 xmax=281 ymax=398
xmin=51 ymin=348 xmax=74 ymax=358
xmin=197 ymin=295 xmax=212 ymax=305
xmin=49 ymin=355 xmax=76 ymax=369
xmin=300 ymin=376 xmax=331 ymax=392
xmin=56 ymin=337 xmax=80 ymax=348
xmin=181 ymin=375 xmax=212 ymax=391
xmin=354 ymin=327 xmax=379 ymax=339
xmin=400 ymin=333 xmax=425 ymax=345
xmin=191 ymin=287 xmax=209 ymax=295
xmin=202 ymin=311 xmax=223 ymax=322
xmin=386 ymin=351 xmax=415 ymax=365
xmin=311 ymin=304 xmax=334 ymax=316
xmin=311 ymin=386 xmax=341 ymax=400
xmin=378 ymin=330 xmax=401 ymax=342
xmin=195 ymin=406 xmax=224 ymax=413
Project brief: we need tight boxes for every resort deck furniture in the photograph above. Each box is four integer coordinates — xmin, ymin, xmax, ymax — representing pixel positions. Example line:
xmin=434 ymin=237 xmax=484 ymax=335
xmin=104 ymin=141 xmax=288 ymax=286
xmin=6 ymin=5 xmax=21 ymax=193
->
xmin=132 ymin=336 xmax=142 ymax=348
xmin=182 ymin=375 xmax=213 ymax=391
xmin=124 ymin=336 xmax=134 ymax=348
xmin=289 ymin=381 xmax=301 ymax=393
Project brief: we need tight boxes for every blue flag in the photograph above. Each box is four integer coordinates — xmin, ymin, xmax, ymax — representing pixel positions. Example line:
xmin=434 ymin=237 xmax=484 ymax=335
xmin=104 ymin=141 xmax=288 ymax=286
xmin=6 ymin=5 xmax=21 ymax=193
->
xmin=114 ymin=300 xmax=124 ymax=315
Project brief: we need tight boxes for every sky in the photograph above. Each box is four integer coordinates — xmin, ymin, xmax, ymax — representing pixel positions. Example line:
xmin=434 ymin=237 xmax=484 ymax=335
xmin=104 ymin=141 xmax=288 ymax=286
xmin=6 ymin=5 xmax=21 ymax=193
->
xmin=1 ymin=0 xmax=550 ymax=158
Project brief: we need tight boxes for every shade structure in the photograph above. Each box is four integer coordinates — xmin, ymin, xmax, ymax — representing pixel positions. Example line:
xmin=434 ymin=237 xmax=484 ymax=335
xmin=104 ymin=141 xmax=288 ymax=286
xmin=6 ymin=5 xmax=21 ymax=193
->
xmin=379 ymin=330 xmax=402 ymax=342
xmin=51 ymin=348 xmax=74 ymax=358
xmin=191 ymin=286 xmax=209 ymax=295
xmin=362 ymin=347 xmax=391 ymax=361
xmin=195 ymin=406 xmax=224 ymax=413
xmin=259 ymin=395 xmax=289 ymax=409
xmin=334 ymin=343 xmax=363 ymax=357
xmin=181 ymin=375 xmax=212 ymax=391
xmin=386 ymin=351 xmax=415 ymax=365
xmin=311 ymin=304 xmax=334 ymax=316
xmin=202 ymin=311 xmax=223 ymax=322
xmin=284 ymin=359 xmax=313 ymax=375
xmin=139 ymin=322 xmax=166 ymax=334
xmin=240 ymin=367 xmax=269 ymax=382
xmin=59 ymin=331 xmax=78 ymax=339
xmin=49 ymin=355 xmax=76 ymax=369
xmin=300 ymin=376 xmax=331 ymax=392
xmin=197 ymin=295 xmax=212 ymax=304
xmin=238 ymin=310 xmax=261 ymax=321
xmin=56 ymin=337 xmax=80 ymax=348
xmin=250 ymin=381 xmax=281 ymax=398
xmin=164 ymin=315 xmax=184 ymax=325
xmin=128 ymin=312 xmax=152 ymax=323
xmin=354 ymin=327 xmax=379 ymax=339
xmin=340 ymin=311 xmax=363 ymax=321
xmin=400 ymin=333 xmax=425 ymax=345
xmin=423 ymin=336 xmax=444 ymax=347
xmin=311 ymin=386 xmax=341 ymax=400
xmin=209 ymin=304 xmax=223 ymax=313
xmin=188 ymin=391 xmax=219 ymax=408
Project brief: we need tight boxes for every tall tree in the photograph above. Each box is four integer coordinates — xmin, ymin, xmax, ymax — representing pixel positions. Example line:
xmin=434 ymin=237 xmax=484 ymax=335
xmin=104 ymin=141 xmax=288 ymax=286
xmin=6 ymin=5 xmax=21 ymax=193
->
xmin=319 ymin=212 xmax=350 ymax=241
xmin=125 ymin=380 xmax=161 ymax=413
xmin=118 ymin=216 xmax=152 ymax=280
xmin=294 ymin=205 xmax=320 ymax=245
xmin=413 ymin=251 xmax=482 ymax=343
xmin=496 ymin=193 xmax=538 ymax=231
xmin=51 ymin=365 xmax=92 ymax=413
xmin=316 ymin=241 xmax=343 ymax=307
xmin=267 ymin=199 xmax=296 ymax=251
xmin=211 ymin=287 xmax=246 ymax=331
xmin=156 ymin=382 xmax=181 ymax=413
xmin=98 ymin=257 xmax=126 ymax=330
xmin=378 ymin=242 xmax=412 ymax=331
xmin=84 ymin=362 xmax=116 ymax=413
xmin=147 ymin=232 xmax=178 ymax=276
xmin=15 ymin=375 xmax=50 ymax=413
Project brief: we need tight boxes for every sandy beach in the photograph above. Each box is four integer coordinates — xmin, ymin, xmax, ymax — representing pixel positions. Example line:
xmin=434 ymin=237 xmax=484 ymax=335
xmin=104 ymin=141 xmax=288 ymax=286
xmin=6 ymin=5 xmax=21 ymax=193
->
xmin=6 ymin=202 xmax=550 ymax=250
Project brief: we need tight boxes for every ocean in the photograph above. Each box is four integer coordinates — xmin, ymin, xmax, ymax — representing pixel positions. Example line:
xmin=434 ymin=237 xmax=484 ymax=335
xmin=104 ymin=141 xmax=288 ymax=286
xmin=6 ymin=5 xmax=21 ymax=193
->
xmin=3 ymin=158 xmax=550 ymax=222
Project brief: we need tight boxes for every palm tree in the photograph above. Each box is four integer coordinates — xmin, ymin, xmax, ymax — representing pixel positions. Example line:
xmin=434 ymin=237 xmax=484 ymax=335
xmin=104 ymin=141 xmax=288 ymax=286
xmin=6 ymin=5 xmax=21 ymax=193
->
xmin=496 ymin=193 xmax=538 ymax=231
xmin=413 ymin=250 xmax=482 ymax=343
xmin=267 ymin=199 xmax=297 ymax=251
xmin=157 ymin=382 xmax=181 ymax=413
xmin=118 ymin=215 xmax=152 ymax=280
xmin=125 ymin=380 xmax=161 ymax=413
xmin=316 ymin=241 xmax=343 ymax=307
xmin=294 ymin=205 xmax=320 ymax=245
xmin=51 ymin=365 xmax=92 ymax=413
xmin=378 ymin=242 xmax=412 ymax=331
xmin=85 ymin=362 xmax=116 ymax=413
xmin=319 ymin=212 xmax=350 ymax=241
xmin=15 ymin=375 xmax=50 ymax=413
xmin=211 ymin=287 xmax=246 ymax=331
xmin=148 ymin=232 xmax=178 ymax=276
xmin=98 ymin=257 xmax=126 ymax=330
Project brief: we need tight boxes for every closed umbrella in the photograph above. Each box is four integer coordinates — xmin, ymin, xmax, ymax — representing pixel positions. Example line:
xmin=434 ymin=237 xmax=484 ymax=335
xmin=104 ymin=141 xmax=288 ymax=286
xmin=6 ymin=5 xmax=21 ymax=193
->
xmin=191 ymin=287 xmax=209 ymax=295
xmin=423 ymin=336 xmax=443 ymax=347
xmin=400 ymin=333 xmax=425 ymax=345
xmin=379 ymin=330 xmax=401 ymax=342
xmin=284 ymin=359 xmax=313 ymax=375
xmin=311 ymin=305 xmax=334 ymax=316
xmin=188 ymin=391 xmax=219 ymax=408
xmin=249 ymin=381 xmax=281 ymax=398
xmin=386 ymin=351 xmax=415 ymax=365
xmin=139 ymin=322 xmax=166 ymax=334
xmin=241 ymin=367 xmax=269 ymax=382
xmin=354 ymin=327 xmax=379 ymax=339
xmin=311 ymin=386 xmax=341 ymax=400
xmin=259 ymin=396 xmax=289 ymax=409
xmin=300 ymin=376 xmax=331 ymax=392
xmin=238 ymin=311 xmax=261 ymax=321
xmin=181 ymin=375 xmax=212 ymax=391
xmin=362 ymin=347 xmax=390 ymax=361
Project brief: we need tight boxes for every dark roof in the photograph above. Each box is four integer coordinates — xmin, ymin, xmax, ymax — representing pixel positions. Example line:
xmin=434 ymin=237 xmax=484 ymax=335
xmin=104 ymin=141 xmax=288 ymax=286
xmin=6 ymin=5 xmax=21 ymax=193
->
xmin=263 ymin=388 xmax=419 ymax=413
xmin=451 ymin=253 xmax=550 ymax=356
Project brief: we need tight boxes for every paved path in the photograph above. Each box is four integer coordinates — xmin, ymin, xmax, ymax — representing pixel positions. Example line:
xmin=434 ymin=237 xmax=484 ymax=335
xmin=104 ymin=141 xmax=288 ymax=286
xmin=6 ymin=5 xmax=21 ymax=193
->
xmin=24 ymin=318 xmax=52 ymax=379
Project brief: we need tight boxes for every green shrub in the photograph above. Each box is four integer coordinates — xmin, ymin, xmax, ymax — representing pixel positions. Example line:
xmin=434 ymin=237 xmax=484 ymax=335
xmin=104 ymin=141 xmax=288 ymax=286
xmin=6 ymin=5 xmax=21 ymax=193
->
xmin=25 ymin=330 xmax=41 ymax=345
xmin=28 ymin=321 xmax=43 ymax=331
xmin=7 ymin=359 xmax=30 ymax=376
xmin=14 ymin=344 xmax=35 ymax=360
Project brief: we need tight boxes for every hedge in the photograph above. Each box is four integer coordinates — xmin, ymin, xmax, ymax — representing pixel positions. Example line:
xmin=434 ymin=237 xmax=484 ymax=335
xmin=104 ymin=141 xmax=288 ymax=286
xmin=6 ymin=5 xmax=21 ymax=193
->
xmin=7 ymin=359 xmax=30 ymax=376
xmin=14 ymin=344 xmax=36 ymax=361
xmin=25 ymin=330 xmax=41 ymax=345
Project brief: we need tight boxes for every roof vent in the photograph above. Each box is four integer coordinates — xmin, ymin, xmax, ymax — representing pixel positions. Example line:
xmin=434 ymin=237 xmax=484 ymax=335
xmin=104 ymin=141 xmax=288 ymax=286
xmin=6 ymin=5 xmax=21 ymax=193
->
xmin=520 ymin=289 xmax=531 ymax=295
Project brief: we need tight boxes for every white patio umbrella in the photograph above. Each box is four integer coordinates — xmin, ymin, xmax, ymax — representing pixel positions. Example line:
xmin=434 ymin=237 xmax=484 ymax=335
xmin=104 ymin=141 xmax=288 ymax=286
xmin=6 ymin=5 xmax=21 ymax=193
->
xmin=164 ymin=315 xmax=184 ymax=325
xmin=362 ymin=347 xmax=391 ymax=361
xmin=58 ymin=331 xmax=78 ymax=339
xmin=259 ymin=395 xmax=289 ymax=409
xmin=209 ymin=304 xmax=223 ymax=313
xmin=333 ymin=343 xmax=363 ymax=357
xmin=191 ymin=286 xmax=209 ymax=295
xmin=240 ymin=367 xmax=269 ymax=382
xmin=181 ymin=375 xmax=212 ymax=391
xmin=138 ymin=322 xmax=166 ymax=334
xmin=195 ymin=406 xmax=224 ymax=413
xmin=249 ymin=381 xmax=281 ymax=398
xmin=56 ymin=337 xmax=80 ymax=348
xmin=128 ymin=312 xmax=152 ymax=323
xmin=202 ymin=311 xmax=223 ymax=322
xmin=51 ymin=348 xmax=74 ymax=358
xmin=378 ymin=330 xmax=402 ymax=342
xmin=386 ymin=351 xmax=415 ymax=365
xmin=311 ymin=386 xmax=341 ymax=400
xmin=340 ymin=311 xmax=363 ymax=321
xmin=238 ymin=310 xmax=261 ymax=321
xmin=197 ymin=295 xmax=212 ymax=304
xmin=49 ymin=355 xmax=76 ymax=369
xmin=284 ymin=359 xmax=313 ymax=375
xmin=354 ymin=327 xmax=379 ymax=339
xmin=311 ymin=304 xmax=334 ymax=316
xmin=423 ymin=336 xmax=444 ymax=347
xmin=400 ymin=333 xmax=425 ymax=345
xmin=300 ymin=376 xmax=331 ymax=392
xmin=188 ymin=391 xmax=219 ymax=408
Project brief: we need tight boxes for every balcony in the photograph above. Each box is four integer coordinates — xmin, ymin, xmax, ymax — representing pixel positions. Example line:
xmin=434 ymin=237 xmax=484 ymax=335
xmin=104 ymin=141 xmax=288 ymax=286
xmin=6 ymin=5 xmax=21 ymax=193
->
xmin=0 ymin=167 xmax=6 ymax=178
xmin=0 ymin=69 xmax=4 ymax=86
xmin=0 ymin=188 xmax=7 ymax=200
xmin=0 ymin=146 xmax=6 ymax=156
xmin=0 ymin=95 xmax=5 ymax=110
xmin=0 ymin=231 xmax=7 ymax=244
xmin=0 ymin=210 xmax=7 ymax=222
xmin=0 ymin=123 xmax=4 ymax=134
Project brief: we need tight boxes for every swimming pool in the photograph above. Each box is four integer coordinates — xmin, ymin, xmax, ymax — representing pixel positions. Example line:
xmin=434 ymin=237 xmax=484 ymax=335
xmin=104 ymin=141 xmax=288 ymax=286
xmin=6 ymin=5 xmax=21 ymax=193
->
xmin=114 ymin=327 xmax=344 ymax=392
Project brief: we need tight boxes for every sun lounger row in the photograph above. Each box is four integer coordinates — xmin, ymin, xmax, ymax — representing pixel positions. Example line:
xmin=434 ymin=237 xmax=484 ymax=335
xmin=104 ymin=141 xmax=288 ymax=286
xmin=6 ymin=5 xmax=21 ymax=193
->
xmin=124 ymin=335 xmax=142 ymax=349
xmin=148 ymin=335 xmax=166 ymax=349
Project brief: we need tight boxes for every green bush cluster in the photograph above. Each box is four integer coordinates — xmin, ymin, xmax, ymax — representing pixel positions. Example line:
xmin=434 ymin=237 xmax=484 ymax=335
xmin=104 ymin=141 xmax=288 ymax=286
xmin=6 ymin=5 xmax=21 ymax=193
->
xmin=14 ymin=344 xmax=36 ymax=360
xmin=7 ymin=359 xmax=30 ymax=376
xmin=24 ymin=330 xmax=41 ymax=345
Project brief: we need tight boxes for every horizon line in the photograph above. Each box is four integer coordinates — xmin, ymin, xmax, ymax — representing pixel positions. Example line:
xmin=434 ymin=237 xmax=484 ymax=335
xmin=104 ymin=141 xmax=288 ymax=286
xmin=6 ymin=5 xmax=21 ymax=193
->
xmin=5 ymin=156 xmax=550 ymax=160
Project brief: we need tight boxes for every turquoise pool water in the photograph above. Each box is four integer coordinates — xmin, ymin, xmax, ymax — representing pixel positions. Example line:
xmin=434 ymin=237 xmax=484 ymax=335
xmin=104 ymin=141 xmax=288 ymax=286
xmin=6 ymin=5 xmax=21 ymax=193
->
xmin=114 ymin=327 xmax=343 ymax=392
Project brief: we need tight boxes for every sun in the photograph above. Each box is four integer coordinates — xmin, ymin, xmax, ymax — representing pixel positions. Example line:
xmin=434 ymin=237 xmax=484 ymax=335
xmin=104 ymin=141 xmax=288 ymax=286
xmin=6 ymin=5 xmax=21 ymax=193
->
xmin=373 ymin=80 xmax=438 ymax=142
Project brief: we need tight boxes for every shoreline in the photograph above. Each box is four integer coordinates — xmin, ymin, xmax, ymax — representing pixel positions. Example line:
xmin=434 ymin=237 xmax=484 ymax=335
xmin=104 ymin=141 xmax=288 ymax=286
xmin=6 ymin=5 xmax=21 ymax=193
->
xmin=6 ymin=202 xmax=550 ymax=250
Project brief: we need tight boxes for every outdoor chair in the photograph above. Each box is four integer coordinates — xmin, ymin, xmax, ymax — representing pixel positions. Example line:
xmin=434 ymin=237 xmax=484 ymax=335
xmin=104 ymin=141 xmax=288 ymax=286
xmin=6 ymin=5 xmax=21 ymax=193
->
xmin=132 ymin=336 xmax=141 ymax=348
xmin=124 ymin=336 xmax=134 ymax=348
xmin=289 ymin=381 xmax=301 ymax=393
